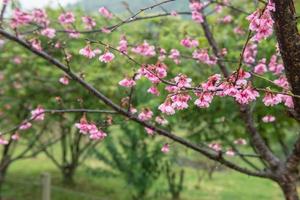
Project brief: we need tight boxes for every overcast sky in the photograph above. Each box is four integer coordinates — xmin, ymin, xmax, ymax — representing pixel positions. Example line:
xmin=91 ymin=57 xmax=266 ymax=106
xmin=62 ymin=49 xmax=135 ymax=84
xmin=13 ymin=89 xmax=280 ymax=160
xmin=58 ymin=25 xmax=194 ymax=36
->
xmin=19 ymin=0 xmax=78 ymax=9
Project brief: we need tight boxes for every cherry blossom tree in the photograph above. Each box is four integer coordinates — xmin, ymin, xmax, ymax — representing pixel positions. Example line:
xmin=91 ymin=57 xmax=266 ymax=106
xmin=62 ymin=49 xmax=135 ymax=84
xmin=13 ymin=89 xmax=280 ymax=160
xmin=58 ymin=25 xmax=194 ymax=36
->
xmin=0 ymin=0 xmax=300 ymax=199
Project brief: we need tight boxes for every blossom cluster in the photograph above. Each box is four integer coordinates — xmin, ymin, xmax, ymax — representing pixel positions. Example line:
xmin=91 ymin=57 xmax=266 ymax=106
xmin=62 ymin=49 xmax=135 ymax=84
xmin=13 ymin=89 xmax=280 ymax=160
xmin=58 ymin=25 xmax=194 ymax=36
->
xmin=75 ymin=116 xmax=107 ymax=140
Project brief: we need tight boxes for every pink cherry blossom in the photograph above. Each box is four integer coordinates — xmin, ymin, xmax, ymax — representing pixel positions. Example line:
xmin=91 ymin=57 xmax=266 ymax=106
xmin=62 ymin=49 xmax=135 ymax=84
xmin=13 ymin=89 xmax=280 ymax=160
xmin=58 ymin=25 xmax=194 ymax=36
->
xmin=119 ymin=78 xmax=136 ymax=88
xmin=11 ymin=133 xmax=20 ymax=141
xmin=234 ymin=138 xmax=247 ymax=145
xmin=59 ymin=76 xmax=69 ymax=85
xmin=41 ymin=28 xmax=56 ymax=39
xmin=75 ymin=117 xmax=90 ymax=134
xmin=132 ymin=41 xmax=156 ymax=57
xmin=159 ymin=100 xmax=176 ymax=115
xmin=117 ymin=36 xmax=128 ymax=54
xmin=208 ymin=142 xmax=222 ymax=152
xmin=89 ymin=128 xmax=107 ymax=140
xmin=58 ymin=12 xmax=75 ymax=24
xmin=234 ymin=26 xmax=245 ymax=35
xmin=138 ymin=109 xmax=153 ymax=121
xmin=171 ymin=93 xmax=191 ymax=110
xmin=10 ymin=9 xmax=33 ymax=28
xmin=226 ymin=149 xmax=235 ymax=156
xmin=274 ymin=76 xmax=289 ymax=90
xmin=82 ymin=16 xmax=96 ymax=30
xmin=234 ymin=86 xmax=259 ymax=104
xmin=161 ymin=143 xmax=170 ymax=153
xmin=98 ymin=7 xmax=113 ymax=19
xmin=0 ymin=137 xmax=8 ymax=145
xmin=158 ymin=48 xmax=167 ymax=61
xmin=30 ymin=39 xmax=42 ymax=51
xmin=169 ymin=49 xmax=181 ymax=64
xmin=254 ymin=58 xmax=267 ymax=75
xmin=243 ymin=43 xmax=257 ymax=64
xmin=31 ymin=106 xmax=45 ymax=121
xmin=99 ymin=52 xmax=115 ymax=63
xmin=79 ymin=45 xmax=96 ymax=59
xmin=262 ymin=115 xmax=276 ymax=123
xmin=268 ymin=55 xmax=284 ymax=75
xmin=19 ymin=122 xmax=32 ymax=130
xmin=174 ymin=74 xmax=192 ymax=88
xmin=155 ymin=116 xmax=168 ymax=125
xmin=180 ymin=37 xmax=199 ymax=48
xmin=263 ymin=92 xmax=282 ymax=106
xmin=147 ymin=86 xmax=160 ymax=96
xmin=280 ymin=95 xmax=294 ymax=108
xmin=66 ymin=29 xmax=80 ymax=38
xmin=194 ymin=92 xmax=214 ymax=108
xmin=192 ymin=49 xmax=216 ymax=65
xmin=32 ymin=9 xmax=48 ymax=25
xmin=220 ymin=15 xmax=233 ymax=24
xmin=247 ymin=7 xmax=274 ymax=42
xmin=145 ymin=127 xmax=155 ymax=136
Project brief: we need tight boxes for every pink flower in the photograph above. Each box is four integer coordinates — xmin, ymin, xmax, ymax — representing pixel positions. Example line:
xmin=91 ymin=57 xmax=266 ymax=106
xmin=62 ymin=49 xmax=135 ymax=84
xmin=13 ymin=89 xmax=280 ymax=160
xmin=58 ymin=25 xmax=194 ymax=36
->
xmin=11 ymin=133 xmax=20 ymax=141
xmin=159 ymin=100 xmax=175 ymax=115
xmin=82 ymin=16 xmax=96 ymax=30
xmin=247 ymin=8 xmax=274 ymax=42
xmin=254 ymin=58 xmax=268 ymax=75
xmin=194 ymin=92 xmax=214 ymax=108
xmin=171 ymin=93 xmax=191 ymax=110
xmin=190 ymin=2 xmax=204 ymax=23
xmin=180 ymin=37 xmax=199 ymax=48
xmin=226 ymin=149 xmax=235 ymax=156
xmin=117 ymin=36 xmax=128 ymax=54
xmin=19 ymin=122 xmax=32 ymax=130
xmin=41 ymin=28 xmax=56 ymax=39
xmin=234 ymin=26 xmax=245 ymax=35
xmin=155 ymin=116 xmax=168 ymax=125
xmin=268 ymin=55 xmax=284 ymax=75
xmin=0 ymin=137 xmax=8 ymax=145
xmin=79 ymin=45 xmax=96 ymax=59
xmin=99 ymin=52 xmax=115 ymax=63
xmin=234 ymin=87 xmax=259 ymax=104
xmin=158 ymin=48 xmax=167 ymax=61
xmin=263 ymin=92 xmax=282 ymax=106
xmin=220 ymin=15 xmax=233 ymax=23
xmin=169 ymin=49 xmax=181 ymax=64
xmin=59 ymin=76 xmax=69 ymax=85
xmin=280 ymin=95 xmax=294 ymax=108
xmin=13 ymin=56 xmax=22 ymax=64
xmin=170 ymin=11 xmax=178 ymax=16
xmin=274 ymin=76 xmax=289 ymax=89
xmin=132 ymin=41 xmax=156 ymax=57
xmin=89 ymin=128 xmax=107 ymax=140
xmin=243 ymin=43 xmax=257 ymax=64
xmin=208 ymin=142 xmax=222 ymax=152
xmin=138 ymin=109 xmax=153 ymax=121
xmin=119 ymin=78 xmax=136 ymax=88
xmin=58 ymin=12 xmax=75 ymax=24
xmin=31 ymin=107 xmax=45 ymax=121
xmin=234 ymin=138 xmax=247 ymax=145
xmin=147 ymin=86 xmax=160 ymax=96
xmin=145 ymin=127 xmax=155 ymax=136
xmin=101 ymin=27 xmax=111 ymax=33
xmin=75 ymin=117 xmax=90 ymax=134
xmin=66 ymin=29 xmax=80 ymax=38
xmin=32 ymin=9 xmax=48 ymax=25
xmin=10 ymin=9 xmax=33 ymax=28
xmin=262 ymin=115 xmax=276 ymax=123
xmin=98 ymin=7 xmax=113 ymax=19
xmin=174 ymin=74 xmax=192 ymax=88
xmin=161 ymin=143 xmax=170 ymax=153
xmin=192 ymin=49 xmax=216 ymax=65
xmin=30 ymin=39 xmax=42 ymax=51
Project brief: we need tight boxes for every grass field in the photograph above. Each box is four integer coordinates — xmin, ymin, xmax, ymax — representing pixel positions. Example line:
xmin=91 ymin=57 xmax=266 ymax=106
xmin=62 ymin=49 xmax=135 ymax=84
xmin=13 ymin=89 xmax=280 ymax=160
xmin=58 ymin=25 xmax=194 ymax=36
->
xmin=1 ymin=151 xmax=285 ymax=200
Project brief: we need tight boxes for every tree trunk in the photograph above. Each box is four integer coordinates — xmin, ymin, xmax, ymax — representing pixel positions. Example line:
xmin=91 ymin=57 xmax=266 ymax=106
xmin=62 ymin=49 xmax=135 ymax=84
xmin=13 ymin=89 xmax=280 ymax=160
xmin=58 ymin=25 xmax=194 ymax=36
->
xmin=62 ymin=165 xmax=76 ymax=186
xmin=279 ymin=181 xmax=299 ymax=200
xmin=0 ymin=161 xmax=10 ymax=200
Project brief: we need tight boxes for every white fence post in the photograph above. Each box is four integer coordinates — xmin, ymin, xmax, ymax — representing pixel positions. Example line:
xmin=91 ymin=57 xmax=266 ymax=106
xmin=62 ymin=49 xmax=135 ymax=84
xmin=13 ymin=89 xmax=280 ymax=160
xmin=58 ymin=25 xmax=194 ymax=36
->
xmin=41 ymin=173 xmax=51 ymax=200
